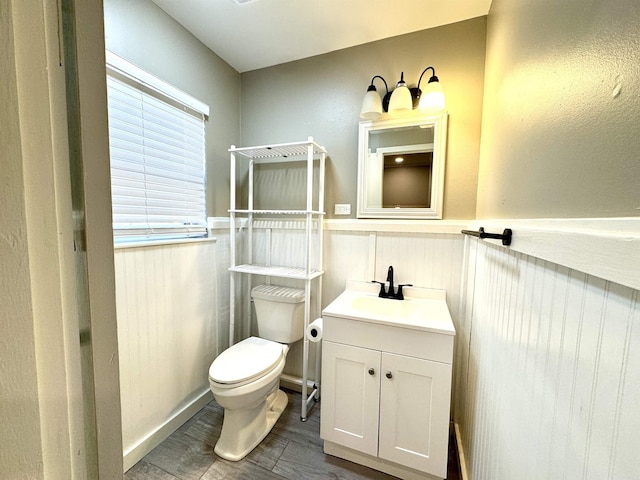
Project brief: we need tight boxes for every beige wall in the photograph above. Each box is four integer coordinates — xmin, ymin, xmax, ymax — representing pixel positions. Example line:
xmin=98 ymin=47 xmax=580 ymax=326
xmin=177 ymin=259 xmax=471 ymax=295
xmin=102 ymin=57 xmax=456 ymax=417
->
xmin=2 ymin=0 xmax=123 ymax=477
xmin=104 ymin=0 xmax=241 ymax=217
xmin=104 ymin=2 xmax=240 ymax=465
xmin=478 ymin=0 xmax=640 ymax=219
xmin=240 ymin=18 xmax=487 ymax=219
xmin=1 ymin=5 xmax=44 ymax=476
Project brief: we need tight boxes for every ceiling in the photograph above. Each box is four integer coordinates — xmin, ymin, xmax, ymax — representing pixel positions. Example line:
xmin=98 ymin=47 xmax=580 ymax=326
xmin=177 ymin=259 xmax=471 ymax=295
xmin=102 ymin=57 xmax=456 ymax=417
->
xmin=150 ymin=0 xmax=492 ymax=73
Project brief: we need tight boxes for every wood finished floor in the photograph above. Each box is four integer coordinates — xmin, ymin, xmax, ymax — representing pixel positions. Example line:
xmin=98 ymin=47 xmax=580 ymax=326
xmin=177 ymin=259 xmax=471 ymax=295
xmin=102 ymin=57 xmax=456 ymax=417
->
xmin=126 ymin=389 xmax=461 ymax=480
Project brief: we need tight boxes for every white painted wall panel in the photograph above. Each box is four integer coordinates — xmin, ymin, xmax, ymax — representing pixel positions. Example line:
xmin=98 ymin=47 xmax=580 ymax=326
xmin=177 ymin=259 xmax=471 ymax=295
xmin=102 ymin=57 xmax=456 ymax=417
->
xmin=323 ymin=231 xmax=464 ymax=315
xmin=213 ymin=231 xmax=231 ymax=351
xmin=113 ymin=217 xmax=639 ymax=479
xmin=230 ymin=225 xmax=464 ymax=384
xmin=456 ymin=240 xmax=640 ymax=480
xmin=374 ymin=232 xmax=464 ymax=317
xmin=323 ymin=229 xmax=465 ymax=412
xmin=323 ymin=230 xmax=371 ymax=305
xmin=114 ymin=240 xmax=219 ymax=464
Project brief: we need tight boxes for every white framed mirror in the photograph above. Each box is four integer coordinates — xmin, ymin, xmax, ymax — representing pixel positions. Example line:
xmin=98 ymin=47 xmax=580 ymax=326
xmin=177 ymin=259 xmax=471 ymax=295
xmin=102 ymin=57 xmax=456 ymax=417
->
xmin=357 ymin=112 xmax=447 ymax=219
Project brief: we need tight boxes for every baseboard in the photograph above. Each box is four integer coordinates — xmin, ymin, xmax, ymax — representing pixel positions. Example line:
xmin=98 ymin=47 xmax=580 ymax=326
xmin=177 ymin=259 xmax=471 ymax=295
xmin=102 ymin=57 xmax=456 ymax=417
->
xmin=122 ymin=389 xmax=213 ymax=472
xmin=324 ymin=441 xmax=442 ymax=480
xmin=454 ymin=422 xmax=469 ymax=480
xmin=280 ymin=373 xmax=316 ymax=394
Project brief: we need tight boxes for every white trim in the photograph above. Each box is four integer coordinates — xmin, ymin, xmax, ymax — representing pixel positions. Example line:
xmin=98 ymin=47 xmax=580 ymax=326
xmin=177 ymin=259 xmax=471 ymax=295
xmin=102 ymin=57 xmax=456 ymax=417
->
xmin=325 ymin=217 xmax=640 ymax=291
xmin=454 ymin=423 xmax=469 ymax=480
xmin=123 ymin=390 xmax=213 ymax=471
xmin=208 ymin=216 xmax=249 ymax=231
xmin=113 ymin=236 xmax=217 ymax=250
xmin=465 ymin=217 xmax=640 ymax=291
xmin=325 ymin=218 xmax=468 ymax=234
xmin=73 ymin=5 xmax=124 ymax=476
xmin=324 ymin=441 xmax=442 ymax=480
xmin=7 ymin=1 xmax=87 ymax=475
xmin=208 ymin=216 xmax=230 ymax=230
xmin=473 ymin=217 xmax=640 ymax=233
xmin=280 ymin=373 xmax=317 ymax=392
xmin=105 ymin=50 xmax=209 ymax=116
xmin=357 ymin=111 xmax=447 ymax=219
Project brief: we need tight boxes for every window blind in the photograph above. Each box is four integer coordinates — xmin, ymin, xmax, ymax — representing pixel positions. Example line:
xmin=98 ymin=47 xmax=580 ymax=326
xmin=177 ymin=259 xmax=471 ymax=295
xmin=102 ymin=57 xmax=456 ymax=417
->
xmin=106 ymin=71 xmax=207 ymax=243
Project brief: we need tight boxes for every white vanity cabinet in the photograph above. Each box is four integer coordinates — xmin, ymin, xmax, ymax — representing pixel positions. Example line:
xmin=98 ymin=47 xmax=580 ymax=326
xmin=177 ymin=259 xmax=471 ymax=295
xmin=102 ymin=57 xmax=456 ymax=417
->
xmin=320 ymin=284 xmax=455 ymax=480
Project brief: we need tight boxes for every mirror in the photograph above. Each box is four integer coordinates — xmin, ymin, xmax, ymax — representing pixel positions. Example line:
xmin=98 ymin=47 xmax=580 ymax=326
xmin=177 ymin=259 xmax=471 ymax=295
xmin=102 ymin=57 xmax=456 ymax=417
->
xmin=357 ymin=112 xmax=447 ymax=219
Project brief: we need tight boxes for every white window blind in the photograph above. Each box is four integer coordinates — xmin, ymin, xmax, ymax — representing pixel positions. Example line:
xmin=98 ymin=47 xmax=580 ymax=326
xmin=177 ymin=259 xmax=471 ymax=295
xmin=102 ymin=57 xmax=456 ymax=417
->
xmin=106 ymin=56 xmax=208 ymax=244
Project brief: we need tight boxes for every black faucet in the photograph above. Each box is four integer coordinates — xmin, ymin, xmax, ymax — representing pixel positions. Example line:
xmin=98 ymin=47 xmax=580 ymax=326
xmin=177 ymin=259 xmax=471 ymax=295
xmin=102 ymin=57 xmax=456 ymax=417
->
xmin=386 ymin=266 xmax=395 ymax=298
xmin=371 ymin=266 xmax=413 ymax=300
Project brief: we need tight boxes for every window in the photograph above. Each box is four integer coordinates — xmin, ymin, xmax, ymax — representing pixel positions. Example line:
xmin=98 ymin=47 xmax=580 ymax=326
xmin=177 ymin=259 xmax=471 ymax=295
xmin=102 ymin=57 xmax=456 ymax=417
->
xmin=106 ymin=51 xmax=209 ymax=244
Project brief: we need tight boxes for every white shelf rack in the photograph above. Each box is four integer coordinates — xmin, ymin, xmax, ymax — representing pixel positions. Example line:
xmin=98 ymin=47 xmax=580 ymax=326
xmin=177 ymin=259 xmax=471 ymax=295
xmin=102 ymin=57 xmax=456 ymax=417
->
xmin=229 ymin=265 xmax=324 ymax=280
xmin=228 ymin=137 xmax=326 ymax=421
xmin=229 ymin=209 xmax=325 ymax=215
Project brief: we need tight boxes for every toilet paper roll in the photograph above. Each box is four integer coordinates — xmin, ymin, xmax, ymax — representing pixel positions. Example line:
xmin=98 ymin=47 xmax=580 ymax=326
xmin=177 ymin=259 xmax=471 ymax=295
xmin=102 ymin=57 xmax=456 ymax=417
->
xmin=306 ymin=318 xmax=323 ymax=343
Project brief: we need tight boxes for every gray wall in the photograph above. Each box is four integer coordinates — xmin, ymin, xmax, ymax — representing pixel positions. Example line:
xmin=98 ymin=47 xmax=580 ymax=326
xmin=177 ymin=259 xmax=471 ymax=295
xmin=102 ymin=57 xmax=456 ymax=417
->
xmin=240 ymin=18 xmax=487 ymax=219
xmin=1 ymin=6 xmax=44 ymax=474
xmin=104 ymin=0 xmax=241 ymax=216
xmin=478 ymin=0 xmax=640 ymax=219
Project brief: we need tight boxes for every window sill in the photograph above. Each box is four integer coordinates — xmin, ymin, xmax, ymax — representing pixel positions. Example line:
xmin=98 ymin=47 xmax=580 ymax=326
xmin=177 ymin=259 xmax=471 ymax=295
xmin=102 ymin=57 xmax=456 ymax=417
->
xmin=113 ymin=236 xmax=217 ymax=250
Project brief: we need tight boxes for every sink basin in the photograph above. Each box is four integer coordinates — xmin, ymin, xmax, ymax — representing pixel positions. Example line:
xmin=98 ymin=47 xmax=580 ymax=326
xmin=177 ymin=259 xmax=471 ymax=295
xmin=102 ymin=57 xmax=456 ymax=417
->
xmin=351 ymin=296 xmax=424 ymax=318
xmin=322 ymin=281 xmax=455 ymax=335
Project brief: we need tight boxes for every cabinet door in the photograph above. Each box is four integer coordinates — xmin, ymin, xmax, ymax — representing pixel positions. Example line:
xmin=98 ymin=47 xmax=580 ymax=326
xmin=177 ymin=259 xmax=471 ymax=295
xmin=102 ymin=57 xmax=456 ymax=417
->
xmin=320 ymin=341 xmax=380 ymax=456
xmin=379 ymin=352 xmax=452 ymax=477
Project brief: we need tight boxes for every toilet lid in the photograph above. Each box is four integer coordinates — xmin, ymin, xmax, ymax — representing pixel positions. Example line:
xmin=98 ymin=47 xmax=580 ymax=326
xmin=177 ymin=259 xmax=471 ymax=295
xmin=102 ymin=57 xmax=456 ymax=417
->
xmin=209 ymin=337 xmax=284 ymax=385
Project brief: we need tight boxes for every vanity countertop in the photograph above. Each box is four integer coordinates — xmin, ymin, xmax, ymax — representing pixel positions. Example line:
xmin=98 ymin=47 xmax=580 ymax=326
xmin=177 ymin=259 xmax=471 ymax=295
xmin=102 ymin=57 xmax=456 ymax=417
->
xmin=322 ymin=280 xmax=455 ymax=336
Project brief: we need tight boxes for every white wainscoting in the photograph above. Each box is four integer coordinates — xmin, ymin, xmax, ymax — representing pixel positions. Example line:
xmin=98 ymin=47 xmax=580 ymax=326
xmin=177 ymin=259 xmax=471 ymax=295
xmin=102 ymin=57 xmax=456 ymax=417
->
xmin=114 ymin=238 xmax=223 ymax=470
xmin=456 ymin=237 xmax=640 ymax=480
xmin=226 ymin=219 xmax=466 ymax=386
xmin=323 ymin=225 xmax=466 ymax=413
xmin=114 ymin=216 xmax=640 ymax=478
xmin=323 ymin=228 xmax=465 ymax=315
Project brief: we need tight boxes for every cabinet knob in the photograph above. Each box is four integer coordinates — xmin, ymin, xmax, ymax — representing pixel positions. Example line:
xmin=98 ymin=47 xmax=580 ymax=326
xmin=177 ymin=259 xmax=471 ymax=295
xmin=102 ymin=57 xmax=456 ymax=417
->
xmin=385 ymin=371 xmax=393 ymax=379
xmin=368 ymin=368 xmax=375 ymax=376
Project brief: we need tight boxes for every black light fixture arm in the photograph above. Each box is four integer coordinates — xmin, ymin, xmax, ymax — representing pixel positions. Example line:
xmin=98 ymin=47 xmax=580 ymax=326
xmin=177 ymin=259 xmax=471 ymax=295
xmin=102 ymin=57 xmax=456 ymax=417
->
xmin=417 ymin=66 xmax=438 ymax=89
xmin=368 ymin=75 xmax=389 ymax=94
xmin=407 ymin=66 xmax=440 ymax=109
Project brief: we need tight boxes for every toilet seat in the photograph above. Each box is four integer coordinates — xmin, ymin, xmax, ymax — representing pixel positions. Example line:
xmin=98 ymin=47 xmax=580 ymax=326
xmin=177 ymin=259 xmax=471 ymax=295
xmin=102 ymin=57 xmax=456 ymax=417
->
xmin=209 ymin=337 xmax=285 ymax=388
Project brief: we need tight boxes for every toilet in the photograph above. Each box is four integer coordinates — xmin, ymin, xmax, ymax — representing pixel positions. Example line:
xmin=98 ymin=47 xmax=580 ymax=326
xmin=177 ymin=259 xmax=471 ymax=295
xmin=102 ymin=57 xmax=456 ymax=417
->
xmin=208 ymin=284 xmax=306 ymax=461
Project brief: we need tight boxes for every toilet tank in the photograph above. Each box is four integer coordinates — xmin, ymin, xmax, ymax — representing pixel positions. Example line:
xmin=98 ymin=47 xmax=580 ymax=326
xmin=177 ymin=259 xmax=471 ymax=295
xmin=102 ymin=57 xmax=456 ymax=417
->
xmin=251 ymin=285 xmax=306 ymax=343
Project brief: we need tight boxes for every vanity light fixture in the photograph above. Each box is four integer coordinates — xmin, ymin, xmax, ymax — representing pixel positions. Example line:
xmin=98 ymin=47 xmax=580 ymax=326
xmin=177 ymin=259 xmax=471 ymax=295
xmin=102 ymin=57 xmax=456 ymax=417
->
xmin=359 ymin=75 xmax=389 ymax=120
xmin=412 ymin=66 xmax=445 ymax=113
xmin=388 ymin=72 xmax=413 ymax=114
xmin=359 ymin=66 xmax=445 ymax=119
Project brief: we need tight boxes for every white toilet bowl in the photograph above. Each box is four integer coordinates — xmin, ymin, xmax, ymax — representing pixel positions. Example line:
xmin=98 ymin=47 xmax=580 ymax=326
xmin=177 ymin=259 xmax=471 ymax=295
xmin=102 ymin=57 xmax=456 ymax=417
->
xmin=208 ymin=336 xmax=290 ymax=461
xmin=208 ymin=284 xmax=305 ymax=460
